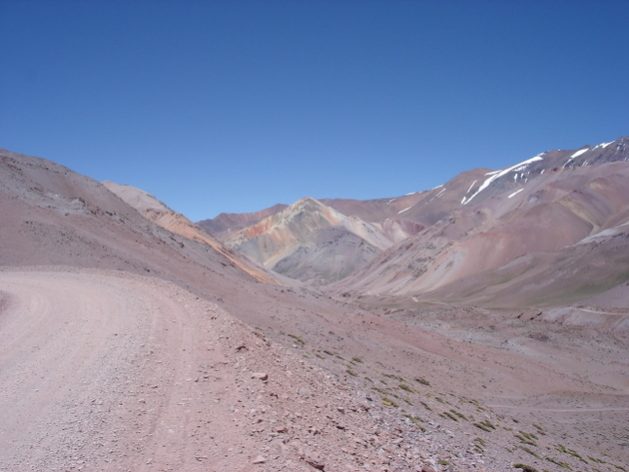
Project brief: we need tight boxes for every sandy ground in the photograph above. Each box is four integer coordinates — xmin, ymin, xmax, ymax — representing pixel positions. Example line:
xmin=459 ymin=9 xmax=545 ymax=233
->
xmin=0 ymin=268 xmax=434 ymax=472
xmin=0 ymin=269 xmax=258 ymax=471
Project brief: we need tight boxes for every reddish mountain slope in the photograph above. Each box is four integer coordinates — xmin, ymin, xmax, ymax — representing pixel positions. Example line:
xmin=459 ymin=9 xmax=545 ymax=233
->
xmin=103 ymin=182 xmax=274 ymax=283
xmin=206 ymin=137 xmax=629 ymax=306
xmin=221 ymin=197 xmax=414 ymax=283
xmin=336 ymin=139 xmax=629 ymax=303
xmin=198 ymin=203 xmax=287 ymax=238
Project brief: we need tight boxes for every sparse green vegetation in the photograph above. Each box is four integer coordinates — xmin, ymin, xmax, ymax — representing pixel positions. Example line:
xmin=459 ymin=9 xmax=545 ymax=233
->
xmin=450 ymin=409 xmax=468 ymax=421
xmin=372 ymin=386 xmax=388 ymax=396
xmin=513 ymin=464 xmax=538 ymax=472
xmin=383 ymin=373 xmax=404 ymax=381
xmin=398 ymin=383 xmax=414 ymax=393
xmin=403 ymin=414 xmax=426 ymax=432
xmin=441 ymin=410 xmax=459 ymax=422
xmin=472 ymin=437 xmax=486 ymax=453
xmin=474 ymin=419 xmax=496 ymax=432
xmin=467 ymin=398 xmax=486 ymax=411
xmin=532 ymin=423 xmax=546 ymax=435
xmin=556 ymin=444 xmax=587 ymax=464
xmin=519 ymin=446 xmax=540 ymax=459
xmin=287 ymin=333 xmax=305 ymax=346
xmin=546 ymin=457 xmax=572 ymax=470
xmin=351 ymin=356 xmax=363 ymax=364
xmin=587 ymin=456 xmax=606 ymax=464
xmin=515 ymin=431 xmax=538 ymax=447
xmin=414 ymin=376 xmax=430 ymax=386
xmin=346 ymin=368 xmax=357 ymax=376
xmin=381 ymin=396 xmax=398 ymax=408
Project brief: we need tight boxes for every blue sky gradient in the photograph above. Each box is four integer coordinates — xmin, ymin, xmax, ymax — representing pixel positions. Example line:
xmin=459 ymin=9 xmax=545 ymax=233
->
xmin=1 ymin=1 xmax=628 ymax=220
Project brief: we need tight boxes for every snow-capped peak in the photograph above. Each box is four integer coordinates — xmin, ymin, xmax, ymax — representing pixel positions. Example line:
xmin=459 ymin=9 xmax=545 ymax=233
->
xmin=462 ymin=153 xmax=543 ymax=205
xmin=594 ymin=141 xmax=614 ymax=150
xmin=569 ymin=147 xmax=589 ymax=159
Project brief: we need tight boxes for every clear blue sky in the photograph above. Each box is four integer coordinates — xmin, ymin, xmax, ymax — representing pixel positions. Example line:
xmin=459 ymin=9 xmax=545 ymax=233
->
xmin=1 ymin=1 xmax=628 ymax=220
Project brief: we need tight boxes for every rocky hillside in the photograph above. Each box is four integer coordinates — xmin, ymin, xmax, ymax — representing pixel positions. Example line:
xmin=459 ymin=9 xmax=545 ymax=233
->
xmin=205 ymin=137 xmax=629 ymax=305
xmin=198 ymin=203 xmax=288 ymax=239
xmin=336 ymin=138 xmax=629 ymax=305
xmin=103 ymin=181 xmax=274 ymax=283
xmin=2 ymin=146 xmax=627 ymax=471
xmin=221 ymin=197 xmax=417 ymax=283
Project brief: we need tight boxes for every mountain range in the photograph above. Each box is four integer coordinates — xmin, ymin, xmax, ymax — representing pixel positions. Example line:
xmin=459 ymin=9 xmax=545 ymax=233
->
xmin=1 ymin=137 xmax=628 ymax=472
xmin=200 ymin=137 xmax=629 ymax=309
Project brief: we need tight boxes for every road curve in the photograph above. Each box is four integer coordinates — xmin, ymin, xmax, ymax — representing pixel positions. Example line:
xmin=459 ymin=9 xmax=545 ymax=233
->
xmin=0 ymin=269 xmax=255 ymax=472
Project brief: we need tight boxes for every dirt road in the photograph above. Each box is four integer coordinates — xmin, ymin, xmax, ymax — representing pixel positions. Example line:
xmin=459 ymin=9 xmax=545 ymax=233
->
xmin=0 ymin=269 xmax=262 ymax=471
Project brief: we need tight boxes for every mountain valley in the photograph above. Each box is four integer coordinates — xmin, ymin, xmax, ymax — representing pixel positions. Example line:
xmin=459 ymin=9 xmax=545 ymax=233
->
xmin=1 ymin=139 xmax=628 ymax=472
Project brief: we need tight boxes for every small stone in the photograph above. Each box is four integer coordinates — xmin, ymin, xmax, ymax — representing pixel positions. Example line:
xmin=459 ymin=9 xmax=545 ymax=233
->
xmin=305 ymin=457 xmax=325 ymax=470
xmin=251 ymin=372 xmax=268 ymax=381
xmin=252 ymin=455 xmax=266 ymax=464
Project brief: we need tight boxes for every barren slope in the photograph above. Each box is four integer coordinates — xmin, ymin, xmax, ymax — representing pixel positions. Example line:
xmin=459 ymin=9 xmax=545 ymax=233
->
xmin=223 ymin=197 xmax=411 ymax=283
xmin=2 ymin=147 xmax=628 ymax=471
xmin=0 ymin=269 xmax=426 ymax=471
xmin=103 ymin=181 xmax=273 ymax=283
xmin=199 ymin=204 xmax=288 ymax=239
xmin=0 ymin=148 xmax=265 ymax=287
xmin=335 ymin=139 xmax=629 ymax=303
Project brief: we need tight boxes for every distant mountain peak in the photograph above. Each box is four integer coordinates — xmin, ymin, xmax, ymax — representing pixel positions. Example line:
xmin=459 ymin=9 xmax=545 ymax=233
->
xmin=288 ymin=196 xmax=328 ymax=214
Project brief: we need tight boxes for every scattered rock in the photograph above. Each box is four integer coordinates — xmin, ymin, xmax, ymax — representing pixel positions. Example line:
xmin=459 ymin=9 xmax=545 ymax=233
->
xmin=305 ymin=457 xmax=325 ymax=470
xmin=252 ymin=455 xmax=266 ymax=464
xmin=251 ymin=372 xmax=268 ymax=381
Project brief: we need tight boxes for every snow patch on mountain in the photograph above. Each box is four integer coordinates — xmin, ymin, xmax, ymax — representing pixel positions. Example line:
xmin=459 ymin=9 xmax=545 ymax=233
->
xmin=463 ymin=153 xmax=544 ymax=205
xmin=508 ymin=188 xmax=524 ymax=199
xmin=570 ymin=148 xmax=589 ymax=159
